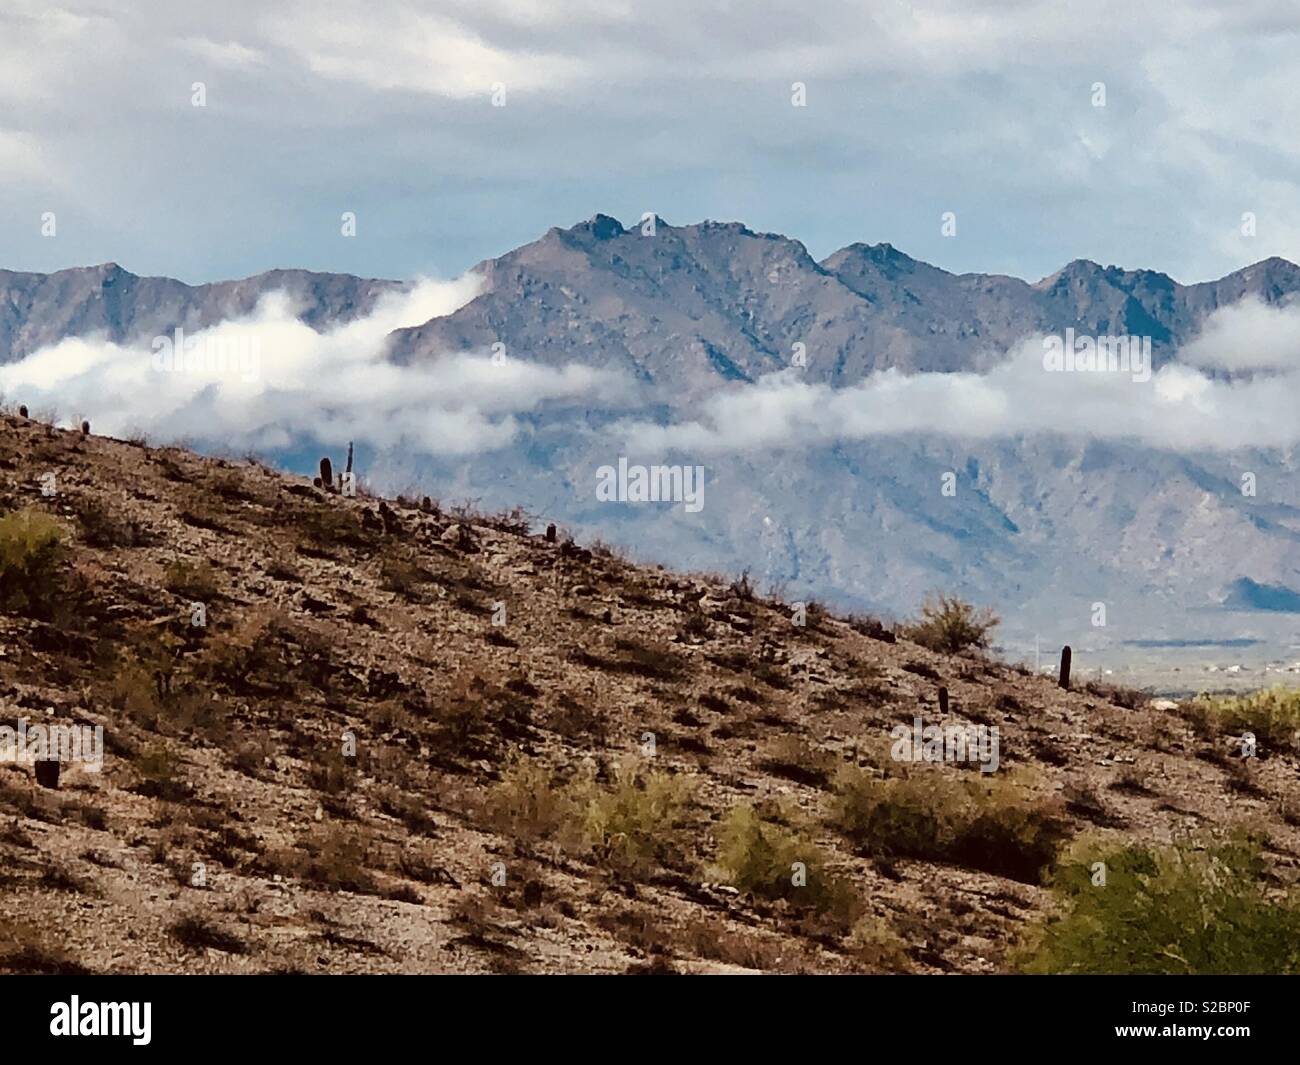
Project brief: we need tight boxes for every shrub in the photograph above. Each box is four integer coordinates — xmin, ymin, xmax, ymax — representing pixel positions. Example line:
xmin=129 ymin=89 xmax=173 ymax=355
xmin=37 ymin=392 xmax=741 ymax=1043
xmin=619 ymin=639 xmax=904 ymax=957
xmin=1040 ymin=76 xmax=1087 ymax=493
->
xmin=577 ymin=763 xmax=695 ymax=876
xmin=714 ymin=804 xmax=858 ymax=922
xmin=484 ymin=756 xmax=695 ymax=877
xmin=379 ymin=550 xmax=434 ymax=600
xmin=1016 ymin=837 xmax=1300 ymax=974
xmin=831 ymin=765 xmax=1067 ymax=884
xmin=1181 ymin=688 xmax=1300 ymax=752
xmin=483 ymin=755 xmax=576 ymax=844
xmin=903 ymin=594 xmax=999 ymax=654
xmin=132 ymin=744 xmax=190 ymax=801
xmin=728 ymin=570 xmax=754 ymax=600
xmin=0 ymin=508 xmax=66 ymax=618
xmin=169 ymin=915 xmax=249 ymax=955
xmin=164 ymin=559 xmax=219 ymax=600
xmin=546 ymin=693 xmax=608 ymax=745
xmin=281 ymin=827 xmax=379 ymax=895
xmin=758 ymin=736 xmax=836 ymax=789
xmin=848 ymin=914 xmax=912 ymax=972
xmin=572 ymin=639 xmax=688 ymax=682
xmin=71 ymin=495 xmax=152 ymax=548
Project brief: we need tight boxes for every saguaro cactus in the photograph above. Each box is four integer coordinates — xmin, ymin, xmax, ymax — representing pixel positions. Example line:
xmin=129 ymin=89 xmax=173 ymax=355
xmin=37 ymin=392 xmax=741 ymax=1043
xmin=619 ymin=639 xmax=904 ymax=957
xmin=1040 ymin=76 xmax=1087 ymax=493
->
xmin=1059 ymin=645 xmax=1072 ymax=690
xmin=545 ymin=523 xmax=557 ymax=543
xmin=340 ymin=441 xmax=354 ymax=493
xmin=80 ymin=420 xmax=90 ymax=435
xmin=938 ymin=685 xmax=949 ymax=715
xmin=319 ymin=456 xmax=334 ymax=492
xmin=18 ymin=405 xmax=28 ymax=418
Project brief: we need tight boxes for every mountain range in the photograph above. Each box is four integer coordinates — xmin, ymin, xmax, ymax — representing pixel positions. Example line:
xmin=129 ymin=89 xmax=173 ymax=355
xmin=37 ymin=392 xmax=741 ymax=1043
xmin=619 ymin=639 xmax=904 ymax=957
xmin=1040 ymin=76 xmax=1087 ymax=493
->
xmin=4 ymin=215 xmax=1300 ymax=674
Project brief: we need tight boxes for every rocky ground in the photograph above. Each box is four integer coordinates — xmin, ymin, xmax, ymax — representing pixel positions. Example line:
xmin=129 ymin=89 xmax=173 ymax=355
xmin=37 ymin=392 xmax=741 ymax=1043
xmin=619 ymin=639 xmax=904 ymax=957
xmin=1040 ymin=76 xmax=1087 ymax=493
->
xmin=1 ymin=415 xmax=1297 ymax=974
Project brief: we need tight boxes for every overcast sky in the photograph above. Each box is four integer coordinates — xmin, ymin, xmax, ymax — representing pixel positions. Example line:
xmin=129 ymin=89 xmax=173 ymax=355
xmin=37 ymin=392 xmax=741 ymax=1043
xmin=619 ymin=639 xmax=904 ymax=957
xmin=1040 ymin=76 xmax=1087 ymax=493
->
xmin=4 ymin=0 xmax=1298 ymax=285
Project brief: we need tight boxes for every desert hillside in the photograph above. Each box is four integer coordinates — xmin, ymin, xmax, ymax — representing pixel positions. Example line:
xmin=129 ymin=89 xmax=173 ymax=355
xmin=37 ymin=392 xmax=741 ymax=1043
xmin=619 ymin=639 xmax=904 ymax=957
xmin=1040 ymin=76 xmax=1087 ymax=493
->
xmin=1 ymin=415 xmax=1298 ymax=974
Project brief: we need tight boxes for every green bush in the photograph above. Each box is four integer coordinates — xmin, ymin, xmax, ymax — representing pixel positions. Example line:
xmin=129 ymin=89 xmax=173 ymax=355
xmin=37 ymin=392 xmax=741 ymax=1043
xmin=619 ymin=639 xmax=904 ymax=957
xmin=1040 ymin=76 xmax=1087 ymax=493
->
xmin=1182 ymin=688 xmax=1300 ymax=752
xmin=1016 ymin=838 xmax=1300 ymax=974
xmin=714 ymin=804 xmax=858 ymax=922
xmin=579 ymin=763 xmax=694 ymax=876
xmin=0 ymin=509 xmax=66 ymax=618
xmin=903 ymin=594 xmax=999 ymax=654
xmin=484 ymin=755 xmax=695 ymax=877
xmin=831 ymin=765 xmax=1066 ymax=884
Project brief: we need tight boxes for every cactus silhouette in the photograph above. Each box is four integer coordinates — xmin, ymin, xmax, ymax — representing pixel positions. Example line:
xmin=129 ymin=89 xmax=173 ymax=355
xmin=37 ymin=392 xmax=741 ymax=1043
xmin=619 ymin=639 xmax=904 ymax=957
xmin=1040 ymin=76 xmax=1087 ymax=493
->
xmin=320 ymin=456 xmax=334 ymax=492
xmin=1059 ymin=645 xmax=1072 ymax=690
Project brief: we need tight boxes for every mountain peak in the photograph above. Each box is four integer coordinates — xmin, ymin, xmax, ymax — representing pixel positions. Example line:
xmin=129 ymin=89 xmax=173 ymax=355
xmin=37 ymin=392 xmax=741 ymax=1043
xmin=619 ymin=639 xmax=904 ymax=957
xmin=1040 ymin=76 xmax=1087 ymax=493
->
xmin=80 ymin=262 xmax=130 ymax=279
xmin=570 ymin=213 xmax=628 ymax=241
xmin=1032 ymin=259 xmax=1107 ymax=290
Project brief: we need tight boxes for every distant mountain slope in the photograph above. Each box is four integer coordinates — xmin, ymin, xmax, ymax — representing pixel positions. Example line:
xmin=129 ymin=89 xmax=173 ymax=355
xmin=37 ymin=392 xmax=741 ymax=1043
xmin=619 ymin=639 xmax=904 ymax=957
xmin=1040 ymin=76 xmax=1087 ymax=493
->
xmin=0 ymin=264 xmax=402 ymax=360
xmin=388 ymin=215 xmax=1300 ymax=388
xmin=5 ymin=219 xmax=1298 ymax=390
xmin=5 ymin=219 xmax=1300 ymax=656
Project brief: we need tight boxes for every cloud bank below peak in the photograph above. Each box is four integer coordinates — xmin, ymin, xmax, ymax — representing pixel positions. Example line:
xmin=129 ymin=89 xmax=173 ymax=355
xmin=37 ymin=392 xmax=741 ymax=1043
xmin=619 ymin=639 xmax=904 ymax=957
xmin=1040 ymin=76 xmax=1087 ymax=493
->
xmin=619 ymin=302 xmax=1300 ymax=456
xmin=0 ymin=273 xmax=634 ymax=456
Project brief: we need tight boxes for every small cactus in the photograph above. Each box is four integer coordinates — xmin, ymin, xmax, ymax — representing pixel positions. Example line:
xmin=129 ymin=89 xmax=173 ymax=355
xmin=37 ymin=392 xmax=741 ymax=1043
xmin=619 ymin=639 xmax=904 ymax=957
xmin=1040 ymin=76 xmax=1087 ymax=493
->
xmin=938 ymin=685 xmax=949 ymax=715
xmin=1059 ymin=645 xmax=1072 ymax=690
xmin=80 ymin=419 xmax=90 ymax=435
xmin=18 ymin=404 xmax=28 ymax=418
xmin=319 ymin=456 xmax=334 ymax=492
xmin=545 ymin=523 xmax=557 ymax=543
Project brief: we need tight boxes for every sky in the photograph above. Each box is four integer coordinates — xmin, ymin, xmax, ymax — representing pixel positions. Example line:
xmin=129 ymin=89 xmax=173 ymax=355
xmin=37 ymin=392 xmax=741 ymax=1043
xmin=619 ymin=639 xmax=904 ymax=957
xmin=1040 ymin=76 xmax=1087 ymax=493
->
xmin=3 ymin=0 xmax=1300 ymax=286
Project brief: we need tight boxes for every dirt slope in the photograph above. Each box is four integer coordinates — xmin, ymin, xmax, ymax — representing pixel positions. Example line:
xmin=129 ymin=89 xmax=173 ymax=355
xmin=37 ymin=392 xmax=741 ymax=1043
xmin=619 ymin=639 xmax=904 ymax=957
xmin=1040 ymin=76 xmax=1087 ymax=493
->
xmin=1 ymin=416 xmax=1296 ymax=974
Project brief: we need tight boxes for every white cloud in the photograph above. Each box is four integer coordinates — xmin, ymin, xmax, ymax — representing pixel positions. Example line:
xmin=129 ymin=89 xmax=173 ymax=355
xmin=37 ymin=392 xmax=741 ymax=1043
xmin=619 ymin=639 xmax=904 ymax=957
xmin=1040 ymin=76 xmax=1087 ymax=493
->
xmin=1179 ymin=298 xmax=1300 ymax=371
xmin=619 ymin=304 xmax=1300 ymax=455
xmin=0 ymin=130 xmax=52 ymax=182
xmin=259 ymin=2 xmax=586 ymax=98
xmin=4 ymin=0 xmax=1300 ymax=281
xmin=181 ymin=37 xmax=265 ymax=68
xmin=0 ymin=275 xmax=632 ymax=456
